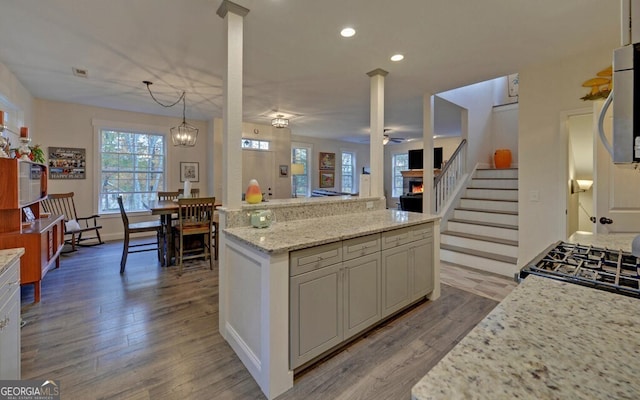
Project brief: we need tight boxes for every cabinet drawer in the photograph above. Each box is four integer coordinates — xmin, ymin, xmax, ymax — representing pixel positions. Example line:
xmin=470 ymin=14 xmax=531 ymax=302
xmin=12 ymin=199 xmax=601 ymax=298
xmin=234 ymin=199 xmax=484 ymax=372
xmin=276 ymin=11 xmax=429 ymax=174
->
xmin=290 ymin=241 xmax=342 ymax=276
xmin=409 ymin=223 xmax=433 ymax=241
xmin=381 ymin=227 xmax=413 ymax=249
xmin=342 ymin=234 xmax=380 ymax=261
xmin=0 ymin=264 xmax=19 ymax=305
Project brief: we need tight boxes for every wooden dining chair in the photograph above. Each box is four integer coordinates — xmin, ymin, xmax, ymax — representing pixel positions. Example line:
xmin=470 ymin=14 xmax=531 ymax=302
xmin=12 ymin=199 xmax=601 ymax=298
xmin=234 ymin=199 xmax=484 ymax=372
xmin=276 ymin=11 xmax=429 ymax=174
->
xmin=177 ymin=188 xmax=200 ymax=198
xmin=117 ymin=196 xmax=163 ymax=273
xmin=173 ymin=196 xmax=215 ymax=275
xmin=157 ymin=191 xmax=180 ymax=201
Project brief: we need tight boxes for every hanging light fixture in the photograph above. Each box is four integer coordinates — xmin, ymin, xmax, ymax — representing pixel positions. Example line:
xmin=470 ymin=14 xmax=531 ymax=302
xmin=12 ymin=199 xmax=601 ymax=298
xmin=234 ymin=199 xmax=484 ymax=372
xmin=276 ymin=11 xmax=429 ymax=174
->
xmin=271 ymin=114 xmax=289 ymax=128
xmin=144 ymin=81 xmax=199 ymax=147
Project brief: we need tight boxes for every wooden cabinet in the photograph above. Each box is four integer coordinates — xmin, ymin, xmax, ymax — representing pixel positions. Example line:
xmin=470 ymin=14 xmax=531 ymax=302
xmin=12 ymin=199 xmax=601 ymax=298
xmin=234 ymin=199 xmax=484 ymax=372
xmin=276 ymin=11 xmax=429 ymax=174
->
xmin=0 ymin=253 xmax=21 ymax=379
xmin=343 ymin=252 xmax=381 ymax=340
xmin=381 ymin=225 xmax=434 ymax=318
xmin=0 ymin=158 xmax=64 ymax=303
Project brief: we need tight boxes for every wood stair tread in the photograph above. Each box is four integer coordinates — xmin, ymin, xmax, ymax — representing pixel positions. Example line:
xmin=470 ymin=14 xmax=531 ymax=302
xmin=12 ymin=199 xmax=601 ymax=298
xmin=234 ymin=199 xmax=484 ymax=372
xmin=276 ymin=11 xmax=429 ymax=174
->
xmin=440 ymin=244 xmax=518 ymax=264
xmin=455 ymin=207 xmax=518 ymax=216
xmin=460 ymin=197 xmax=518 ymax=203
xmin=448 ymin=218 xmax=518 ymax=230
xmin=441 ymin=230 xmax=518 ymax=247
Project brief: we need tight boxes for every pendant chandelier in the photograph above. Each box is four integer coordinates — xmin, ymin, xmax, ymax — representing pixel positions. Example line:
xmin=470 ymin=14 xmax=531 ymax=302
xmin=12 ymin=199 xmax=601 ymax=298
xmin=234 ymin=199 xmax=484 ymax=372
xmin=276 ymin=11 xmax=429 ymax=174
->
xmin=271 ymin=114 xmax=289 ymax=128
xmin=144 ymin=81 xmax=198 ymax=147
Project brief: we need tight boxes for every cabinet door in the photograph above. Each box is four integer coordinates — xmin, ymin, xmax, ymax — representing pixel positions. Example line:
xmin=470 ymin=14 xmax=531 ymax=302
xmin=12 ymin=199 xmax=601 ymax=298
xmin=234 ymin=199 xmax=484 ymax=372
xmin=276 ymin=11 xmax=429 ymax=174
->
xmin=0 ymin=286 xmax=20 ymax=379
xmin=381 ymin=243 xmax=411 ymax=318
xmin=290 ymin=263 xmax=343 ymax=368
xmin=410 ymin=238 xmax=434 ymax=302
xmin=343 ymin=253 xmax=381 ymax=340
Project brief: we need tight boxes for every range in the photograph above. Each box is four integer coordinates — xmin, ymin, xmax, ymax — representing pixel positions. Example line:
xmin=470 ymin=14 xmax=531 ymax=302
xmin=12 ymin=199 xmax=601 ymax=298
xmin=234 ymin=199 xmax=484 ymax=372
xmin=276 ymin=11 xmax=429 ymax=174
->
xmin=519 ymin=240 xmax=640 ymax=299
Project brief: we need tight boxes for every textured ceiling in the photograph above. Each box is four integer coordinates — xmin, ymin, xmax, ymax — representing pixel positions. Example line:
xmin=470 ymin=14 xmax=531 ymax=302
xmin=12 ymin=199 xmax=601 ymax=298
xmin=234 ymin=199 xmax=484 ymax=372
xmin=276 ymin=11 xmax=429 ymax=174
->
xmin=0 ymin=0 xmax=621 ymax=142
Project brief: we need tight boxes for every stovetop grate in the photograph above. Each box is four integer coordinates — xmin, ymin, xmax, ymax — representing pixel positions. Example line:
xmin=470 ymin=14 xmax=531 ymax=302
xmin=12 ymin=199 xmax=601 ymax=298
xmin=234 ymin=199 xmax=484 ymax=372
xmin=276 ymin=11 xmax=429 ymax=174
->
xmin=520 ymin=241 xmax=640 ymax=298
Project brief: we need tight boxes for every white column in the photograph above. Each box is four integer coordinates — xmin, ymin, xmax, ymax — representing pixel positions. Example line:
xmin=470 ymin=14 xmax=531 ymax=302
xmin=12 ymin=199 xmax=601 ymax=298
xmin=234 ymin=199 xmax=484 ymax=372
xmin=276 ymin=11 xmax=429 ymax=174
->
xmin=367 ymin=68 xmax=388 ymax=198
xmin=423 ymin=94 xmax=435 ymax=214
xmin=217 ymin=0 xmax=249 ymax=208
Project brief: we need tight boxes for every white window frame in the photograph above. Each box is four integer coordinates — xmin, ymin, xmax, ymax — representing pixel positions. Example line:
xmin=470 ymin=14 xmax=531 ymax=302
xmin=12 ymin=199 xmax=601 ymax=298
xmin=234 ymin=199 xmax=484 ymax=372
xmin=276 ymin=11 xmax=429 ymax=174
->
xmin=392 ymin=152 xmax=409 ymax=198
xmin=241 ymin=138 xmax=270 ymax=150
xmin=292 ymin=142 xmax=313 ymax=197
xmin=340 ymin=150 xmax=356 ymax=194
xmin=93 ymin=119 xmax=169 ymax=216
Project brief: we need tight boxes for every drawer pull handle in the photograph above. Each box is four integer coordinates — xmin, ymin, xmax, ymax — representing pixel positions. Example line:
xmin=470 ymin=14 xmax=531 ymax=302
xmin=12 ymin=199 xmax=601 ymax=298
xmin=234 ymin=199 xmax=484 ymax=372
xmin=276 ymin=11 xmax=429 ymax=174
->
xmin=7 ymin=280 xmax=19 ymax=286
xmin=0 ymin=316 xmax=9 ymax=331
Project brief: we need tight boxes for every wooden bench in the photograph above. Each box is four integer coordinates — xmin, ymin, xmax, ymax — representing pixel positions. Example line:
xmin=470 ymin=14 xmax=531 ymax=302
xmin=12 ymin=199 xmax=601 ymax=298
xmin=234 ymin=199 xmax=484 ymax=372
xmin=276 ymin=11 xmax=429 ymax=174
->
xmin=41 ymin=192 xmax=104 ymax=251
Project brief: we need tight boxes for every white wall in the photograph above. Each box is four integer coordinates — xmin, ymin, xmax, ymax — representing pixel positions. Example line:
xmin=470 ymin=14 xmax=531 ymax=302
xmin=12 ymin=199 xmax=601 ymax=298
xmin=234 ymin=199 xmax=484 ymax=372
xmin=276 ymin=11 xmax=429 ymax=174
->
xmin=290 ymin=135 xmax=370 ymax=193
xmin=491 ymin=104 xmax=519 ymax=166
xmin=34 ymin=98 xmax=210 ymax=240
xmin=518 ymin=44 xmax=616 ymax=268
xmin=438 ymin=80 xmax=498 ymax=170
xmin=0 ymin=60 xmax=34 ymax=145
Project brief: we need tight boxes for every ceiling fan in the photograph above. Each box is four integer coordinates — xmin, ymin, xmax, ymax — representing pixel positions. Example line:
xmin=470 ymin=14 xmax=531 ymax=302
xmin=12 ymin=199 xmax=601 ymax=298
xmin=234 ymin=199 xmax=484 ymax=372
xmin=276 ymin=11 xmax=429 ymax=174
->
xmin=383 ymin=130 xmax=406 ymax=145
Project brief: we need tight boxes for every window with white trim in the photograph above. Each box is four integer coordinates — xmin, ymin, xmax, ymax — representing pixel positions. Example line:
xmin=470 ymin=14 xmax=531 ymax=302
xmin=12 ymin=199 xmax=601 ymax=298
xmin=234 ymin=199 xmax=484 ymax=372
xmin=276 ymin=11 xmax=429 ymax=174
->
xmin=392 ymin=153 xmax=408 ymax=197
xmin=242 ymin=138 xmax=270 ymax=150
xmin=292 ymin=145 xmax=311 ymax=197
xmin=341 ymin=151 xmax=356 ymax=194
xmin=98 ymin=129 xmax=166 ymax=214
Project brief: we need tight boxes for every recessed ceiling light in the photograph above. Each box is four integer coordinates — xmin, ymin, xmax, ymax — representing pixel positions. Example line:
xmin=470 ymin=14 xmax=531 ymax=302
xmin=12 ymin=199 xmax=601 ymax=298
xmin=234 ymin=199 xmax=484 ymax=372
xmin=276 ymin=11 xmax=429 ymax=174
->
xmin=340 ymin=27 xmax=356 ymax=38
xmin=390 ymin=54 xmax=404 ymax=62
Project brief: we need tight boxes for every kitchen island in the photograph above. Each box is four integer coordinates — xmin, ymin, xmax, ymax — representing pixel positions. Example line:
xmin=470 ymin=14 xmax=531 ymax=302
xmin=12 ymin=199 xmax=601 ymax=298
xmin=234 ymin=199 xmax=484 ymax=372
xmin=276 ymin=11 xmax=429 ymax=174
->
xmin=218 ymin=196 xmax=440 ymax=399
xmin=412 ymin=232 xmax=640 ymax=400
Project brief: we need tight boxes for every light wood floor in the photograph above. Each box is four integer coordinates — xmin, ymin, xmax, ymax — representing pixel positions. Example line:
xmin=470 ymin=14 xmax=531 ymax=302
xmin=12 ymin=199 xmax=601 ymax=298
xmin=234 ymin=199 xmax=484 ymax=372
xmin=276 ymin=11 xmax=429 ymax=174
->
xmin=20 ymin=240 xmax=505 ymax=400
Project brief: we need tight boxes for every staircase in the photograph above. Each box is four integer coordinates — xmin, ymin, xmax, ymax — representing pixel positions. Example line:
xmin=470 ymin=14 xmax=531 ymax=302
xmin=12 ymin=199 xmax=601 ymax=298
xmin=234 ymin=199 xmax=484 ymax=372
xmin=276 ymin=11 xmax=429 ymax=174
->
xmin=440 ymin=168 xmax=518 ymax=277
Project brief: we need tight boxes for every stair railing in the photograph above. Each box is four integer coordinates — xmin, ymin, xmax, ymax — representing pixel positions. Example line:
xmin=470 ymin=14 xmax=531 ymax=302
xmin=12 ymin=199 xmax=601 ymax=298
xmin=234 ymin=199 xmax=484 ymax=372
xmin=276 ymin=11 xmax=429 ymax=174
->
xmin=434 ymin=139 xmax=467 ymax=213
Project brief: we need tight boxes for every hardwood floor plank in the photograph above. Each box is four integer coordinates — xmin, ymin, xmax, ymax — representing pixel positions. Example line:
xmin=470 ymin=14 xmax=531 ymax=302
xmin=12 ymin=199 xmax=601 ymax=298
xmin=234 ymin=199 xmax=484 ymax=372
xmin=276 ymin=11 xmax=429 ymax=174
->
xmin=20 ymin=239 xmax=499 ymax=399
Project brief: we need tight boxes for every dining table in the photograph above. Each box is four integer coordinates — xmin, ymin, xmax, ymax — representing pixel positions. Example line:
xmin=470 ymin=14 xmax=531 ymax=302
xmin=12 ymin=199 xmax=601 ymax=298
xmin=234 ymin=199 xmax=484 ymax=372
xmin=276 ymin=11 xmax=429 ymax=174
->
xmin=145 ymin=199 xmax=221 ymax=267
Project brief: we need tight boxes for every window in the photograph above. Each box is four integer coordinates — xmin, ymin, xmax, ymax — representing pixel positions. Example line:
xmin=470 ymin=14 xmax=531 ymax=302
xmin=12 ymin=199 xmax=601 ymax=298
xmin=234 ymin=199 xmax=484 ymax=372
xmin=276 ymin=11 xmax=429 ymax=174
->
xmin=241 ymin=138 xmax=270 ymax=150
xmin=98 ymin=129 xmax=165 ymax=214
xmin=292 ymin=145 xmax=311 ymax=197
xmin=341 ymin=151 xmax=356 ymax=194
xmin=392 ymin=153 xmax=408 ymax=197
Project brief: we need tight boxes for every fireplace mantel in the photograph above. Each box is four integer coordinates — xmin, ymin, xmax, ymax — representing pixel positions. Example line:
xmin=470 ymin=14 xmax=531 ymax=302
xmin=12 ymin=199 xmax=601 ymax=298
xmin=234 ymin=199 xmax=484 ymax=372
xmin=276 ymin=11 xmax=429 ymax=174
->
xmin=401 ymin=170 xmax=423 ymax=178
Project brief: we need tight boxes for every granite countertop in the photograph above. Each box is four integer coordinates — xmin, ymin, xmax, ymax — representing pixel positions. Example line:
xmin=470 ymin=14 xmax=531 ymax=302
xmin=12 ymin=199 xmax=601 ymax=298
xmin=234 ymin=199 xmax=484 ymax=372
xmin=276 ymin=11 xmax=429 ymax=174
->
xmin=568 ymin=231 xmax=639 ymax=252
xmin=0 ymin=248 xmax=25 ymax=276
xmin=412 ymin=275 xmax=640 ymax=400
xmin=224 ymin=209 xmax=439 ymax=253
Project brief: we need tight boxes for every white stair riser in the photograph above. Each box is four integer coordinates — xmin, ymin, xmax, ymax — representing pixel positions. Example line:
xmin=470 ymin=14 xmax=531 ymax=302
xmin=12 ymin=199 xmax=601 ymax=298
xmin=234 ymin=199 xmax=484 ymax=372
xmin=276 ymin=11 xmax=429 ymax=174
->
xmin=465 ymin=188 xmax=518 ymax=201
xmin=447 ymin=221 xmax=518 ymax=241
xmin=454 ymin=209 xmax=518 ymax=225
xmin=469 ymin=179 xmax=518 ymax=189
xmin=441 ymin=234 xmax=518 ymax=258
xmin=440 ymin=249 xmax=517 ymax=277
xmin=459 ymin=198 xmax=518 ymax=212
xmin=475 ymin=169 xmax=518 ymax=179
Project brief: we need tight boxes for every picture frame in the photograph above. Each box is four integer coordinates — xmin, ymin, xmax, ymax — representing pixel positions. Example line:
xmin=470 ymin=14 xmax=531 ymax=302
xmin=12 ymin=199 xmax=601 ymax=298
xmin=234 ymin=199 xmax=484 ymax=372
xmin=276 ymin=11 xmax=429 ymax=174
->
xmin=319 ymin=152 xmax=336 ymax=170
xmin=279 ymin=165 xmax=289 ymax=177
xmin=507 ymin=73 xmax=519 ymax=97
xmin=180 ymin=161 xmax=199 ymax=182
xmin=23 ymin=207 xmax=36 ymax=222
xmin=48 ymin=147 xmax=86 ymax=179
xmin=319 ymin=171 xmax=335 ymax=188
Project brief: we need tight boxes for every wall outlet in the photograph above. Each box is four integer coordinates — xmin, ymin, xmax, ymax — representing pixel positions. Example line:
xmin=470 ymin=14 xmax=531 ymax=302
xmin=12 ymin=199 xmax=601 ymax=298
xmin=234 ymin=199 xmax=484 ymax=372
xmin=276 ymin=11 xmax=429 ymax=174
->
xmin=366 ymin=201 xmax=374 ymax=209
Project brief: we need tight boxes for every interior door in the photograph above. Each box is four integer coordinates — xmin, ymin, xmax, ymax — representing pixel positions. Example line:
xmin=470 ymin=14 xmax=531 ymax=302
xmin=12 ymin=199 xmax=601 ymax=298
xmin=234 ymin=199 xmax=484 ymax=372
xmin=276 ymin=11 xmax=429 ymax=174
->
xmin=594 ymin=101 xmax=640 ymax=232
xmin=243 ymin=150 xmax=275 ymax=199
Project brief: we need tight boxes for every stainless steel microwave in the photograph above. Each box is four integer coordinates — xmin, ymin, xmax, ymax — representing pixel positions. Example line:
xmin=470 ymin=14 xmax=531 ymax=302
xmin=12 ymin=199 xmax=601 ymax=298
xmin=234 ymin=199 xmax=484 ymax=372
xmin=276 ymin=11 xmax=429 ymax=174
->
xmin=612 ymin=43 xmax=640 ymax=163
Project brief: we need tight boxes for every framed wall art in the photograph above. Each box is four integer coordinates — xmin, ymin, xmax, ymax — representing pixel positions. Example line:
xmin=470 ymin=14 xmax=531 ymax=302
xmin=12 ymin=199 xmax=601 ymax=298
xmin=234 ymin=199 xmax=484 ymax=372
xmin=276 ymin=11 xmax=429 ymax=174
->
xmin=279 ymin=165 xmax=289 ymax=177
xmin=48 ymin=147 xmax=86 ymax=179
xmin=319 ymin=171 xmax=335 ymax=188
xmin=180 ymin=162 xmax=199 ymax=182
xmin=319 ymin=152 xmax=335 ymax=170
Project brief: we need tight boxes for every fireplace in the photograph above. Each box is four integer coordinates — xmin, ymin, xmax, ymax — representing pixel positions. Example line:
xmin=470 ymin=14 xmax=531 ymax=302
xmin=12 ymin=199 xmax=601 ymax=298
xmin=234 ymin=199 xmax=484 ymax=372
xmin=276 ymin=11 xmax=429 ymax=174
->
xmin=408 ymin=180 xmax=424 ymax=194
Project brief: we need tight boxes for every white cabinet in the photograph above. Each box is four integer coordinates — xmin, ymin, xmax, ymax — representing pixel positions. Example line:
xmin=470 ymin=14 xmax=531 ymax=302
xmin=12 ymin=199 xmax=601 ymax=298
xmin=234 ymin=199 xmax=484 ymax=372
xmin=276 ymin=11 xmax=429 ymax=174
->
xmin=0 ymin=255 xmax=21 ymax=379
xmin=290 ymin=223 xmax=434 ymax=369
xmin=381 ymin=226 xmax=434 ymax=318
xmin=290 ymin=235 xmax=381 ymax=369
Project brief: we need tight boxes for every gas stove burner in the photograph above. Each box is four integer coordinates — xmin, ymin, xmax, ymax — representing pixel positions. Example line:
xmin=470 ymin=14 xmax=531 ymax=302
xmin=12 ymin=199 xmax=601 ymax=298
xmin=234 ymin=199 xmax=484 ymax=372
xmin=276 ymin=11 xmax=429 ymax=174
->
xmin=519 ymin=241 xmax=640 ymax=299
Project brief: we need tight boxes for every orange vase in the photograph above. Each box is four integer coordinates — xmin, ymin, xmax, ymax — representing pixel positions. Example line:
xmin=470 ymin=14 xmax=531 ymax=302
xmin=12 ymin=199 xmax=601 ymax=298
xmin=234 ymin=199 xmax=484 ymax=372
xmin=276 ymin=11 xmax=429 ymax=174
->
xmin=494 ymin=149 xmax=512 ymax=169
